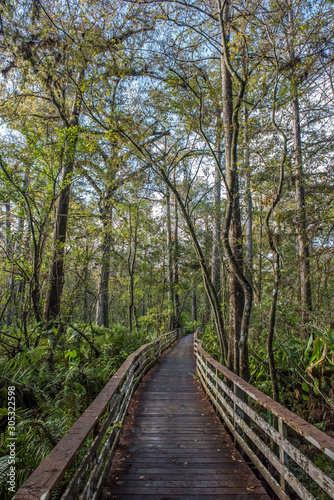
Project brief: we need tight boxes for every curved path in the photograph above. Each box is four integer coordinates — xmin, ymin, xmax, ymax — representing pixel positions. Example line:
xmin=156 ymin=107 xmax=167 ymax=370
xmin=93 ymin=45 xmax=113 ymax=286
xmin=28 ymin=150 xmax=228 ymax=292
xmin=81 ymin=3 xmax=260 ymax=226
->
xmin=102 ymin=334 xmax=270 ymax=500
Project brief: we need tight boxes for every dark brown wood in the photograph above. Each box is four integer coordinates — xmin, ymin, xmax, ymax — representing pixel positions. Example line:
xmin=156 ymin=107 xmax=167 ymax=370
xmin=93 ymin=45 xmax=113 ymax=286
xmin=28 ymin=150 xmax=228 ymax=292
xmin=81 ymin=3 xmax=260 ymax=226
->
xmin=195 ymin=335 xmax=334 ymax=459
xmin=102 ymin=335 xmax=269 ymax=500
xmin=194 ymin=332 xmax=334 ymax=500
xmin=17 ymin=329 xmax=331 ymax=500
xmin=109 ymin=496 xmax=269 ymax=500
xmin=13 ymin=330 xmax=181 ymax=500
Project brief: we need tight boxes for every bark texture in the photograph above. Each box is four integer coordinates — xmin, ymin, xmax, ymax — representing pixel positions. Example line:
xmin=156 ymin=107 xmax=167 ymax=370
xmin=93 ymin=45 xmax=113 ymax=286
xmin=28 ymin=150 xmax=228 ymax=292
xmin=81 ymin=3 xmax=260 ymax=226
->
xmin=43 ymin=130 xmax=79 ymax=322
xmin=166 ymin=188 xmax=175 ymax=330
xmin=292 ymin=97 xmax=312 ymax=336
xmin=288 ymin=8 xmax=312 ymax=337
xmin=96 ymin=200 xmax=113 ymax=327
xmin=220 ymin=0 xmax=245 ymax=375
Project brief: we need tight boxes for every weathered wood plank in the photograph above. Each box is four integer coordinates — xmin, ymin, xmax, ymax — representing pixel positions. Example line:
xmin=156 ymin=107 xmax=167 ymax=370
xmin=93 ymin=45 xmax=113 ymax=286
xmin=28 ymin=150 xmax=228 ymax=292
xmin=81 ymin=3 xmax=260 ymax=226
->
xmin=102 ymin=335 xmax=269 ymax=500
xmin=195 ymin=331 xmax=334 ymax=500
xmin=106 ymin=486 xmax=266 ymax=495
xmin=13 ymin=329 xmax=182 ymax=500
xmin=109 ymin=495 xmax=270 ymax=500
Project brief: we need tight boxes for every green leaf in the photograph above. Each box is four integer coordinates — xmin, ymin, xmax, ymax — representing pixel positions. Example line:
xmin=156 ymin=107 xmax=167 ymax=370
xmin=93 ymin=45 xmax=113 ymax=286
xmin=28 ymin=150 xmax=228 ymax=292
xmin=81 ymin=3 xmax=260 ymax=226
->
xmin=312 ymin=327 xmax=334 ymax=345
xmin=304 ymin=334 xmax=313 ymax=356
xmin=314 ymin=378 xmax=319 ymax=395
xmin=65 ymin=349 xmax=77 ymax=360
xmin=311 ymin=339 xmax=322 ymax=363
xmin=302 ymin=382 xmax=309 ymax=393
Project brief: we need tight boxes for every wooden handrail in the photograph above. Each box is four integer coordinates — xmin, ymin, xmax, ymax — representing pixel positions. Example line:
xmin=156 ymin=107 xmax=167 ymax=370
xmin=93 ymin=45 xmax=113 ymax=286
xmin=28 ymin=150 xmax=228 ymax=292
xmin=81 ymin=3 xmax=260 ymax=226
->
xmin=13 ymin=328 xmax=185 ymax=500
xmin=194 ymin=331 xmax=334 ymax=500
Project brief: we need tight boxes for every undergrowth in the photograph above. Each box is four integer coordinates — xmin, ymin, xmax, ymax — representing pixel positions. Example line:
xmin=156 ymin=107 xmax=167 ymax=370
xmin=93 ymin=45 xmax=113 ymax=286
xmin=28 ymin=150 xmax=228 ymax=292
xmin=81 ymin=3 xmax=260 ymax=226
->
xmin=0 ymin=323 xmax=155 ymax=499
xmin=199 ymin=323 xmax=334 ymax=500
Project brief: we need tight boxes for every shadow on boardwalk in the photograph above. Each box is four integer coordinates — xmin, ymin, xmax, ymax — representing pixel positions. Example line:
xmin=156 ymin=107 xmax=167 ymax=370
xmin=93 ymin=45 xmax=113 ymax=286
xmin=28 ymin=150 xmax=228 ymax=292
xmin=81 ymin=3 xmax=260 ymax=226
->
xmin=102 ymin=335 xmax=270 ymax=500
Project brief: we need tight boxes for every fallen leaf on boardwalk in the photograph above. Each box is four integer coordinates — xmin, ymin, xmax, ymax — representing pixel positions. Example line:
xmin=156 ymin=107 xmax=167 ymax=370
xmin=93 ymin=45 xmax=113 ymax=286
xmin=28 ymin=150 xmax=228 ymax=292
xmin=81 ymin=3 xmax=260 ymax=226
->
xmin=139 ymin=476 xmax=145 ymax=479
xmin=179 ymin=445 xmax=185 ymax=448
xmin=194 ymin=439 xmax=198 ymax=442
xmin=183 ymin=461 xmax=188 ymax=468
xmin=247 ymin=487 xmax=256 ymax=490
xmin=217 ymin=449 xmax=220 ymax=451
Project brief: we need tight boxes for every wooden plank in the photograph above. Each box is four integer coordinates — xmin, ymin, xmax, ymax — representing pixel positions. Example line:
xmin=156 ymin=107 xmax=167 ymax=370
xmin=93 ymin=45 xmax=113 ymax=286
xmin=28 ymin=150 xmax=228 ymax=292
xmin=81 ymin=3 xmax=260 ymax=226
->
xmin=105 ymin=486 xmax=266 ymax=494
xmin=109 ymin=496 xmax=269 ymax=500
xmin=121 ymin=465 xmax=252 ymax=472
xmin=114 ymin=474 xmax=265 ymax=483
xmin=103 ymin=335 xmax=269 ymax=500
xmin=119 ymin=454 xmax=245 ymax=462
xmin=13 ymin=330 xmax=181 ymax=500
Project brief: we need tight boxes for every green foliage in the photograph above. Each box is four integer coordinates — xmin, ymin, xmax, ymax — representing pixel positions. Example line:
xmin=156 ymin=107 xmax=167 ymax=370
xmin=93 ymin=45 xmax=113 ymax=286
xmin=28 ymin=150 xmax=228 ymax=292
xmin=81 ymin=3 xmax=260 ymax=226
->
xmin=304 ymin=328 xmax=334 ymax=407
xmin=0 ymin=322 xmax=154 ymax=498
xmin=199 ymin=325 xmax=221 ymax=361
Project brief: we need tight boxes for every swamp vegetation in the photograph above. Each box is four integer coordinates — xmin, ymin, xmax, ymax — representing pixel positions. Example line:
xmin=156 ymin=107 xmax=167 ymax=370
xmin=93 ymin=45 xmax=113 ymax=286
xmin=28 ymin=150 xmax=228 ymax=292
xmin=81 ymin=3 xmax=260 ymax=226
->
xmin=0 ymin=0 xmax=333 ymax=497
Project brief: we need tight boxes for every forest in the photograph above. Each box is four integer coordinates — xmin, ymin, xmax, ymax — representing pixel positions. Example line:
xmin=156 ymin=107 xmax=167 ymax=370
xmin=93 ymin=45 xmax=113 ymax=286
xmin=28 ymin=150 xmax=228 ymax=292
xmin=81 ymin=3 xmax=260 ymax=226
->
xmin=0 ymin=0 xmax=333 ymax=496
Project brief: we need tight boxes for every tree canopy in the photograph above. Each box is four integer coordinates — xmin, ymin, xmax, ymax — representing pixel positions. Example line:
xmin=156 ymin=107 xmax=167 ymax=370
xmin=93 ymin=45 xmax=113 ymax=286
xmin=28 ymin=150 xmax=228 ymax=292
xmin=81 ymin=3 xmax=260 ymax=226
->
xmin=0 ymin=0 xmax=334 ymax=496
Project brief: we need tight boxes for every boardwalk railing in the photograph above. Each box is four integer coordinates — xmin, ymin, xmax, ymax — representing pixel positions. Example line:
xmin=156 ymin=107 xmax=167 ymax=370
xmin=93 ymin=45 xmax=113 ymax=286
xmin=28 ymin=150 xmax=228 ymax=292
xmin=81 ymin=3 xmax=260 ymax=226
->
xmin=194 ymin=331 xmax=334 ymax=500
xmin=14 ymin=328 xmax=185 ymax=500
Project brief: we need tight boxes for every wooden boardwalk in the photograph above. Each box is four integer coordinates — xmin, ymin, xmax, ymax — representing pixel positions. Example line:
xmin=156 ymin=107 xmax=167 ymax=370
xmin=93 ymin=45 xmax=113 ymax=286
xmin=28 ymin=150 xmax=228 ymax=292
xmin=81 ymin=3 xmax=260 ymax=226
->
xmin=102 ymin=334 xmax=270 ymax=500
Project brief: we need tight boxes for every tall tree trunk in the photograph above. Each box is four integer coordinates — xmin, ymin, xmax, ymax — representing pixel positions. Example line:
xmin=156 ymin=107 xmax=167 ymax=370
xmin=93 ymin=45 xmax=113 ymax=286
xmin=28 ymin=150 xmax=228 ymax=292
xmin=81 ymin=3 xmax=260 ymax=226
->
xmin=288 ymin=9 xmax=312 ymax=337
xmin=128 ymin=207 xmax=139 ymax=335
xmin=220 ymin=0 xmax=245 ymax=375
xmin=267 ymin=244 xmax=280 ymax=403
xmin=43 ymin=67 xmax=83 ymax=324
xmin=192 ymin=287 xmax=198 ymax=323
xmin=7 ymin=214 xmax=26 ymax=327
xmin=5 ymin=202 xmax=14 ymax=327
xmin=244 ymin=105 xmax=253 ymax=285
xmin=264 ymin=72 xmax=287 ymax=403
xmin=292 ymin=97 xmax=312 ymax=336
xmin=166 ymin=188 xmax=175 ymax=329
xmin=211 ymin=166 xmax=222 ymax=301
xmin=93 ymin=147 xmax=119 ymax=328
xmin=173 ymin=173 xmax=180 ymax=328
xmin=96 ymin=205 xmax=113 ymax=327
xmin=43 ymin=129 xmax=79 ymax=322
xmin=83 ymin=239 xmax=89 ymax=323
xmin=5 ymin=202 xmax=11 ymax=253
xmin=259 ymin=195 xmax=263 ymax=304
xmin=211 ymin=112 xmax=223 ymax=303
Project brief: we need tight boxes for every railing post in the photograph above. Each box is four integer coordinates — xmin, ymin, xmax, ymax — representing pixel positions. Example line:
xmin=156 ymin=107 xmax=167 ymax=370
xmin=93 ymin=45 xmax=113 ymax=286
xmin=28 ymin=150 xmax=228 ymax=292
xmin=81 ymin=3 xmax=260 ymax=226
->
xmin=215 ymin=366 xmax=218 ymax=406
xmin=233 ymin=383 xmax=245 ymax=450
xmin=158 ymin=335 xmax=162 ymax=357
xmin=233 ymin=382 xmax=237 ymax=442
xmin=278 ymin=417 xmax=289 ymax=493
xmin=92 ymin=420 xmax=100 ymax=467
